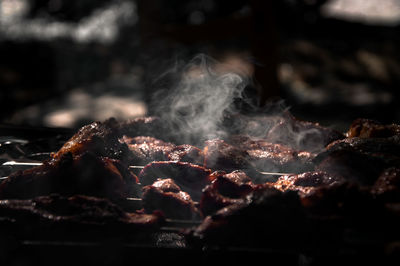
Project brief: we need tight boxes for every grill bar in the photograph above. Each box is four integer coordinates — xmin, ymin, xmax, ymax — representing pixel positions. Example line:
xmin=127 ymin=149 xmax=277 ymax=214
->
xmin=1 ymin=161 xmax=292 ymax=177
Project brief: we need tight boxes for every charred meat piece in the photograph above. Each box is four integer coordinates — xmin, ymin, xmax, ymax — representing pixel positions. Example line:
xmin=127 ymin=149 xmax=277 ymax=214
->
xmin=326 ymin=136 xmax=400 ymax=158
xmin=315 ymin=148 xmax=385 ymax=186
xmin=142 ymin=178 xmax=202 ymax=220
xmin=138 ymin=161 xmax=212 ymax=201
xmin=167 ymin=144 xmax=205 ymax=165
xmin=120 ymin=136 xmax=175 ymax=165
xmin=347 ymin=118 xmax=400 ymax=138
xmin=200 ymin=170 xmax=254 ymax=216
xmin=299 ymin=181 xmax=378 ymax=217
xmin=272 ymin=171 xmax=344 ymax=196
xmin=192 ymin=182 xmax=385 ymax=250
xmin=192 ymin=187 xmax=307 ymax=248
xmin=0 ymin=152 xmax=140 ymax=202
xmin=371 ymin=167 xmax=400 ymax=202
xmin=229 ymin=135 xmax=315 ymax=173
xmin=0 ymin=194 xmax=164 ymax=239
xmin=315 ymin=137 xmax=400 ymax=185
xmin=52 ymin=118 xmax=133 ymax=164
xmin=203 ymin=139 xmax=252 ymax=172
xmin=266 ymin=113 xmax=344 ymax=152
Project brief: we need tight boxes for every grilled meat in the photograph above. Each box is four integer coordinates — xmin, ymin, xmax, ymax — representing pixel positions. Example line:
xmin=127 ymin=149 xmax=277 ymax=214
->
xmin=192 ymin=186 xmax=307 ymax=248
xmin=315 ymin=136 xmax=400 ymax=185
xmin=138 ymin=161 xmax=212 ymax=201
xmin=0 ymin=152 xmax=140 ymax=202
xmin=203 ymin=139 xmax=252 ymax=172
xmin=0 ymin=194 xmax=164 ymax=239
xmin=120 ymin=136 xmax=175 ymax=165
xmin=200 ymin=170 xmax=254 ymax=216
xmin=326 ymin=136 xmax=400 ymax=158
xmin=347 ymin=118 xmax=400 ymax=138
xmin=299 ymin=181 xmax=378 ymax=217
xmin=229 ymin=135 xmax=315 ymax=174
xmin=52 ymin=118 xmax=134 ymax=164
xmin=142 ymin=178 xmax=202 ymax=220
xmin=266 ymin=113 xmax=344 ymax=152
xmin=192 ymin=180 xmax=388 ymax=251
xmin=314 ymin=118 xmax=400 ymax=186
xmin=167 ymin=144 xmax=205 ymax=165
xmin=272 ymin=171 xmax=344 ymax=196
xmin=371 ymin=167 xmax=400 ymax=202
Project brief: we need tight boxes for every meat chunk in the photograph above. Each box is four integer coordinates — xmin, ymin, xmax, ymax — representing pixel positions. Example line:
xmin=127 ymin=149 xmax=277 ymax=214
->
xmin=0 ymin=194 xmax=164 ymax=239
xmin=272 ymin=171 xmax=344 ymax=196
xmin=266 ymin=113 xmax=344 ymax=152
xmin=192 ymin=181 xmax=385 ymax=250
xmin=167 ymin=144 xmax=205 ymax=165
xmin=203 ymin=137 xmax=315 ymax=183
xmin=200 ymin=170 xmax=254 ymax=216
xmin=315 ymin=137 xmax=400 ymax=185
xmin=52 ymin=118 xmax=133 ymax=164
xmin=326 ymin=136 xmax=400 ymax=158
xmin=120 ymin=136 xmax=175 ymax=165
xmin=371 ymin=167 xmax=400 ymax=202
xmin=203 ymin=139 xmax=252 ymax=172
xmin=142 ymin=178 xmax=202 ymax=220
xmin=192 ymin=187 xmax=307 ymax=248
xmin=138 ymin=161 xmax=212 ymax=201
xmin=299 ymin=181 xmax=377 ymax=217
xmin=0 ymin=152 xmax=140 ymax=202
xmin=229 ymin=135 xmax=315 ymax=173
xmin=347 ymin=118 xmax=400 ymax=138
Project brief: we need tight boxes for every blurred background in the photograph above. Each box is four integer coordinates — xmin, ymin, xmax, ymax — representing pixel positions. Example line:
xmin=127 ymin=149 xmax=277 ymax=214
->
xmin=1 ymin=0 xmax=400 ymax=132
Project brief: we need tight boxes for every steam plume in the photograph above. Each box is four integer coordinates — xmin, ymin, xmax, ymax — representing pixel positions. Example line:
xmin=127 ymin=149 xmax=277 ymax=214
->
xmin=150 ymin=54 xmax=249 ymax=145
xmin=149 ymin=54 xmax=336 ymax=157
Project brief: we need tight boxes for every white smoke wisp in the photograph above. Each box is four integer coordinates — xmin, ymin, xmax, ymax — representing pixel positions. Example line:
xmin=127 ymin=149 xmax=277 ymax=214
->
xmin=151 ymin=54 xmax=249 ymax=145
xmin=150 ymin=54 xmax=337 ymax=157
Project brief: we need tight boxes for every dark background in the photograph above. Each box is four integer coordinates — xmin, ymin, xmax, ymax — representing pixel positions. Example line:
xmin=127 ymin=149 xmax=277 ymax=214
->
xmin=1 ymin=0 xmax=400 ymax=132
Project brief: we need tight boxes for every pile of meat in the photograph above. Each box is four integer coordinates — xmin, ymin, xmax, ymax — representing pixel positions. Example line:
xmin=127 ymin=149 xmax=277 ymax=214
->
xmin=0 ymin=114 xmax=399 ymax=254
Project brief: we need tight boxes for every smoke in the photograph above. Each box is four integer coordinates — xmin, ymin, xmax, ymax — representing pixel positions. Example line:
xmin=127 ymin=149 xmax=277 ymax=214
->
xmin=150 ymin=54 xmax=250 ymax=145
xmin=148 ymin=53 xmax=336 ymax=158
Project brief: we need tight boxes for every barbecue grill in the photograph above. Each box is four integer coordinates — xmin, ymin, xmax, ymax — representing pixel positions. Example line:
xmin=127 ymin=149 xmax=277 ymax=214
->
xmin=0 ymin=122 xmax=399 ymax=266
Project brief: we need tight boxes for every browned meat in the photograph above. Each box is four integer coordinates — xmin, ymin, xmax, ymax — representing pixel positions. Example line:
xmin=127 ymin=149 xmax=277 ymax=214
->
xmin=203 ymin=139 xmax=252 ymax=171
xmin=326 ymin=136 xmax=400 ymax=158
xmin=266 ymin=113 xmax=344 ymax=152
xmin=315 ymin=136 xmax=400 ymax=185
xmin=0 ymin=152 xmax=140 ymax=202
xmin=200 ymin=170 xmax=254 ymax=216
xmin=192 ymin=180 xmax=387 ymax=250
xmin=229 ymin=135 xmax=315 ymax=173
xmin=272 ymin=171 xmax=344 ymax=196
xmin=347 ymin=118 xmax=400 ymax=138
xmin=167 ymin=144 xmax=205 ymax=165
xmin=371 ymin=167 xmax=400 ymax=202
xmin=0 ymin=194 xmax=164 ymax=239
xmin=192 ymin=186 xmax=307 ymax=248
xmin=138 ymin=161 xmax=212 ymax=201
xmin=52 ymin=118 xmax=134 ymax=164
xmin=299 ymin=181 xmax=378 ymax=217
xmin=142 ymin=178 xmax=202 ymax=220
xmin=120 ymin=136 xmax=175 ymax=165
